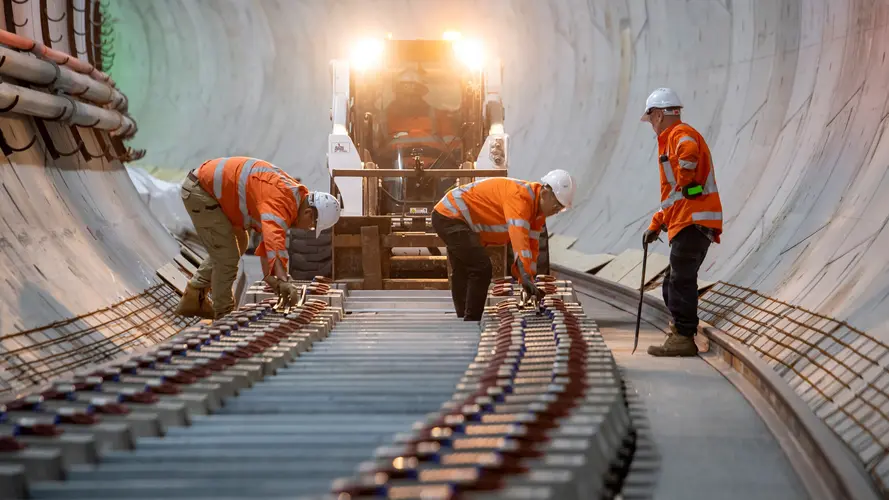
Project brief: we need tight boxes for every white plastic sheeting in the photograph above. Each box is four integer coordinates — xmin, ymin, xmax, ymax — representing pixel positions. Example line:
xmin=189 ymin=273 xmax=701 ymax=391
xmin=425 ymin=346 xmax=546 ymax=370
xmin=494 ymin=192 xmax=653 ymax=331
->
xmin=126 ymin=167 xmax=194 ymax=237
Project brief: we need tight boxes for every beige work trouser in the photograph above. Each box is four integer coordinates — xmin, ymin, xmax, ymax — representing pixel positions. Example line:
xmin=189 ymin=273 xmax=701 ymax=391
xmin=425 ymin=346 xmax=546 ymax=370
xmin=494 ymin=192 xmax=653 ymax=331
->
xmin=181 ymin=176 xmax=248 ymax=318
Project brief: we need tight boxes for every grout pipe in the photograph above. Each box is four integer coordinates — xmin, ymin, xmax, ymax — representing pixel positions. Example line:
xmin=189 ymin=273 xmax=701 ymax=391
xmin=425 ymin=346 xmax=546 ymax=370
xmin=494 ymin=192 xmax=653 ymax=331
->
xmin=0 ymin=28 xmax=114 ymax=86
xmin=0 ymin=45 xmax=126 ymax=110
xmin=0 ymin=80 xmax=134 ymax=136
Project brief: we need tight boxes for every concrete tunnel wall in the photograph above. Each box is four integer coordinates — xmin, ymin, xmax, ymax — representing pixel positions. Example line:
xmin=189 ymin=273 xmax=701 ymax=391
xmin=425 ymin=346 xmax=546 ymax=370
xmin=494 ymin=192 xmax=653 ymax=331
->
xmin=108 ymin=0 xmax=889 ymax=337
xmin=0 ymin=1 xmax=179 ymax=338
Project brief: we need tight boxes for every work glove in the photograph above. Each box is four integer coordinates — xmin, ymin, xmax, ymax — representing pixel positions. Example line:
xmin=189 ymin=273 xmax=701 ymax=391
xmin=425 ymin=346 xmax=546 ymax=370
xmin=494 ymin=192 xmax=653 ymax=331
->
xmin=266 ymin=276 xmax=302 ymax=309
xmin=276 ymin=281 xmax=304 ymax=310
xmin=522 ymin=279 xmax=546 ymax=301
xmin=681 ymin=182 xmax=704 ymax=199
xmin=266 ymin=276 xmax=284 ymax=294
xmin=643 ymin=229 xmax=660 ymax=246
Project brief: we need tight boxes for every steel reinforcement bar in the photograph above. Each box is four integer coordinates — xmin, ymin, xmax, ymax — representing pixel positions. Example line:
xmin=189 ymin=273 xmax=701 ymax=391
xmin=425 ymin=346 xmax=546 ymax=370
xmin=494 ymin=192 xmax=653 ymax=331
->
xmin=0 ymin=275 xmax=634 ymax=500
xmin=553 ymin=264 xmax=882 ymax=500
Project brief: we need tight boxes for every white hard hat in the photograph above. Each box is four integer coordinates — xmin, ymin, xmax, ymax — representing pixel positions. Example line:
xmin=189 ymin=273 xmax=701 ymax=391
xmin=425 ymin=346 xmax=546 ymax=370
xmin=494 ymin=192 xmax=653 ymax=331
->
xmin=307 ymin=191 xmax=342 ymax=237
xmin=540 ymin=169 xmax=576 ymax=211
xmin=641 ymin=87 xmax=682 ymax=121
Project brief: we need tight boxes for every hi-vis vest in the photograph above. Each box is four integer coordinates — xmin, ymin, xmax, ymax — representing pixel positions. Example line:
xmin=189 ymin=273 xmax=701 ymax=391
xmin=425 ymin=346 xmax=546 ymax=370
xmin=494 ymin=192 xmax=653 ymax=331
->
xmin=195 ymin=157 xmax=308 ymax=271
xmin=434 ymin=177 xmax=544 ymax=283
xmin=648 ymin=122 xmax=723 ymax=242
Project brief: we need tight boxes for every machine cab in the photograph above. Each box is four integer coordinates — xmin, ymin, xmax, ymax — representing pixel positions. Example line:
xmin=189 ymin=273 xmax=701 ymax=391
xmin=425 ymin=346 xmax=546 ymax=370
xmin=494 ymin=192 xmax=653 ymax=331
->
xmin=328 ymin=33 xmax=508 ymax=218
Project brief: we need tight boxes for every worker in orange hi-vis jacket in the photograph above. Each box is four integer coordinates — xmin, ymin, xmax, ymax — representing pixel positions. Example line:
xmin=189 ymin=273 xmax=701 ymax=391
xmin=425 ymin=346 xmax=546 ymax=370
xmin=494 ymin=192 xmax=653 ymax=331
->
xmin=640 ymin=88 xmax=724 ymax=357
xmin=432 ymin=170 xmax=576 ymax=322
xmin=175 ymin=157 xmax=341 ymax=319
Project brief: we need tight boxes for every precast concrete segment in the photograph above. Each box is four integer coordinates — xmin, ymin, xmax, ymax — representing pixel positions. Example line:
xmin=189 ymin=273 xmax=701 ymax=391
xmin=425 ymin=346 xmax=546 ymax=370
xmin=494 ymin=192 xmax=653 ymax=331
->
xmin=0 ymin=1 xmax=177 ymax=368
xmin=329 ymin=276 xmax=634 ymax=500
xmin=112 ymin=0 xmax=889 ymax=335
xmin=16 ymin=287 xmax=479 ymax=500
xmin=0 ymin=114 xmax=178 ymax=335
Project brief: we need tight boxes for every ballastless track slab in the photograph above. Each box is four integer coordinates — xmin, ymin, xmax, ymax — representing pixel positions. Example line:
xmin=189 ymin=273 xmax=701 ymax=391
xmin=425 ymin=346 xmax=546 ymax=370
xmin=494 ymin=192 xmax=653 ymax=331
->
xmin=0 ymin=278 xmax=635 ymax=499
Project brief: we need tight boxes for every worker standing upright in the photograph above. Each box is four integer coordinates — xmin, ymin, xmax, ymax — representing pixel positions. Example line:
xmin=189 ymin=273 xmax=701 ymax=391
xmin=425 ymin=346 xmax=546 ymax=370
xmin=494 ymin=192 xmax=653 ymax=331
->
xmin=175 ymin=157 xmax=341 ymax=319
xmin=640 ymin=88 xmax=723 ymax=357
xmin=432 ymin=170 xmax=576 ymax=322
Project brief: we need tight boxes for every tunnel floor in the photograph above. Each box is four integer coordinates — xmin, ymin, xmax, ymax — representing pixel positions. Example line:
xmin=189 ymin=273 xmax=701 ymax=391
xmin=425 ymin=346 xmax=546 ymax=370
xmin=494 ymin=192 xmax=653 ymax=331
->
xmin=576 ymin=291 xmax=809 ymax=500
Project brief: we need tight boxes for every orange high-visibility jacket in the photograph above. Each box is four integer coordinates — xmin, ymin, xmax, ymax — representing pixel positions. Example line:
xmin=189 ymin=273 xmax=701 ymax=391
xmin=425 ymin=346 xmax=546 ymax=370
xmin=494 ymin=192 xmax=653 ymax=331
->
xmin=195 ymin=157 xmax=308 ymax=271
xmin=648 ymin=122 xmax=723 ymax=242
xmin=434 ymin=177 xmax=544 ymax=283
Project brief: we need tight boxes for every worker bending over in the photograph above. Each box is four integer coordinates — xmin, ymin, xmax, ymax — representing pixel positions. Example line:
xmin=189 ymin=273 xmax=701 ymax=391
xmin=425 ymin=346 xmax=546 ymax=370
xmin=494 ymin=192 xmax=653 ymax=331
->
xmin=641 ymin=88 xmax=723 ymax=357
xmin=176 ymin=156 xmax=341 ymax=319
xmin=432 ymin=170 xmax=576 ymax=322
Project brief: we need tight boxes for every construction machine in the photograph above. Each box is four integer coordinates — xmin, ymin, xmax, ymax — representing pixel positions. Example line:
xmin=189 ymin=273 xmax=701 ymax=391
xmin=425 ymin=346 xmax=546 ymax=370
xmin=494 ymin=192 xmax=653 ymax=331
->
xmin=324 ymin=33 xmax=525 ymax=290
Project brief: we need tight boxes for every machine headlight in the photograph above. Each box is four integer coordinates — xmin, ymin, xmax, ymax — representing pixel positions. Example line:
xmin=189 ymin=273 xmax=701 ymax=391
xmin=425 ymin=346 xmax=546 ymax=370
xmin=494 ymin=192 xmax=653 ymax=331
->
xmin=350 ymin=38 xmax=385 ymax=71
xmin=442 ymin=31 xmax=463 ymax=41
xmin=452 ymin=38 xmax=486 ymax=72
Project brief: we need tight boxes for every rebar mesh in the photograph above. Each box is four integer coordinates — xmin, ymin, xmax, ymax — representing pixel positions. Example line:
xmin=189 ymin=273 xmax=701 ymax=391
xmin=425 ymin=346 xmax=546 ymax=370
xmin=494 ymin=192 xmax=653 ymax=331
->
xmin=0 ymin=283 xmax=197 ymax=399
xmin=699 ymin=281 xmax=889 ymax=495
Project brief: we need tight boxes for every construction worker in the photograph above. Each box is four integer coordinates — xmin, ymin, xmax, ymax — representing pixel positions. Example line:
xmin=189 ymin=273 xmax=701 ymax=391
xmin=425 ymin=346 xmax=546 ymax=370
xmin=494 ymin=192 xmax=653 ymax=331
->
xmin=641 ymin=88 xmax=723 ymax=357
xmin=432 ymin=170 xmax=576 ymax=321
xmin=175 ymin=157 xmax=341 ymax=319
xmin=387 ymin=68 xmax=433 ymax=133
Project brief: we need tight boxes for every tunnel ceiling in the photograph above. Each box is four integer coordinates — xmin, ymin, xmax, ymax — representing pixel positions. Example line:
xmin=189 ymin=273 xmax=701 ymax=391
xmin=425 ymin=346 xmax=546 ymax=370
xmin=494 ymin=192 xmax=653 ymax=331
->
xmin=106 ymin=0 xmax=889 ymax=337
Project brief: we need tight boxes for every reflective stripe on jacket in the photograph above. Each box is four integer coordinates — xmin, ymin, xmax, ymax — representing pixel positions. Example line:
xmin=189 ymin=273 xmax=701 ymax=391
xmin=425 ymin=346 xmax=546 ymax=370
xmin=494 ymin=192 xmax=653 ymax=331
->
xmin=434 ymin=177 xmax=544 ymax=283
xmin=195 ymin=157 xmax=308 ymax=271
xmin=648 ymin=122 xmax=723 ymax=243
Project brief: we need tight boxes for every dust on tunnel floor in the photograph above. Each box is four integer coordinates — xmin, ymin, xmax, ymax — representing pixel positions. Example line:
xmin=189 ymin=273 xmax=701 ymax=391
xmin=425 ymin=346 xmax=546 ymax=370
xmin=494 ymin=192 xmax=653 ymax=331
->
xmin=576 ymin=291 xmax=809 ymax=500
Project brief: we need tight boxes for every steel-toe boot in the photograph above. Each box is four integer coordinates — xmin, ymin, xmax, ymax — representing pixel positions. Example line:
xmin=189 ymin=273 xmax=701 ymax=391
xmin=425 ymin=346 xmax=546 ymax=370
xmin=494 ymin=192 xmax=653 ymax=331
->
xmin=175 ymin=284 xmax=215 ymax=320
xmin=647 ymin=332 xmax=698 ymax=357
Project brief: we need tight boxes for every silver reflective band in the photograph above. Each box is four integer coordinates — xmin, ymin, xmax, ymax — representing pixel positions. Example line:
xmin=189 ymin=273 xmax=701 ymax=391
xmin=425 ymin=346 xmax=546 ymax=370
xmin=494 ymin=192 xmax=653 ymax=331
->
xmin=660 ymin=158 xmax=676 ymax=186
xmin=441 ymin=196 xmax=458 ymax=216
xmin=703 ymin=168 xmax=718 ymax=195
xmin=529 ymin=230 xmax=540 ymax=240
xmin=660 ymin=191 xmax=684 ymax=210
xmin=451 ymin=189 xmax=476 ymax=228
xmin=213 ymin=157 xmax=229 ymax=199
xmin=514 ymin=180 xmax=534 ymax=200
xmin=520 ymin=250 xmax=532 ymax=259
xmin=250 ymin=164 xmax=303 ymax=208
xmin=478 ymin=224 xmax=509 ymax=233
xmin=290 ymin=187 xmax=302 ymax=209
xmin=261 ymin=212 xmax=288 ymax=230
xmin=692 ymin=211 xmax=722 ymax=222
xmin=238 ymin=159 xmax=259 ymax=226
xmin=678 ymin=136 xmax=696 ymax=146
xmin=266 ymin=250 xmax=289 ymax=261
xmin=679 ymin=159 xmax=697 ymax=170
xmin=508 ymin=218 xmax=531 ymax=230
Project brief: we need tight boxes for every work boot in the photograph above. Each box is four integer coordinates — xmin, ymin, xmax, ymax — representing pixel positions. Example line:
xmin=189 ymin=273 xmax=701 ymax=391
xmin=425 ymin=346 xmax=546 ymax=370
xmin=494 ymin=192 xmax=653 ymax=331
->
xmin=647 ymin=333 xmax=698 ymax=357
xmin=175 ymin=284 xmax=215 ymax=320
xmin=197 ymin=288 xmax=216 ymax=320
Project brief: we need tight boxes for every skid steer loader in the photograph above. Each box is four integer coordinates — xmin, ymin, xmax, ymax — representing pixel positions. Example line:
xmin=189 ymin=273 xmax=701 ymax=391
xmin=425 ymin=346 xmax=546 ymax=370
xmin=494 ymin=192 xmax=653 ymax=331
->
xmin=322 ymin=33 xmax=547 ymax=290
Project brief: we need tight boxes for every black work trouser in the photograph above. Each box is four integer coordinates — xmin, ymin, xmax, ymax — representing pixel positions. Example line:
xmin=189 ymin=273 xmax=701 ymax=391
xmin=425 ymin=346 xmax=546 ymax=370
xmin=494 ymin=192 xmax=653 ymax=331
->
xmin=432 ymin=211 xmax=492 ymax=321
xmin=662 ymin=225 xmax=711 ymax=337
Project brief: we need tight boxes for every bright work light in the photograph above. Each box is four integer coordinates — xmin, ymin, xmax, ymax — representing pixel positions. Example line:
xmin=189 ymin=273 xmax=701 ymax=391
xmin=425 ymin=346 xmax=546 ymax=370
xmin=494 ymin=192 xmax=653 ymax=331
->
xmin=350 ymin=38 xmax=385 ymax=71
xmin=452 ymin=38 xmax=485 ymax=71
